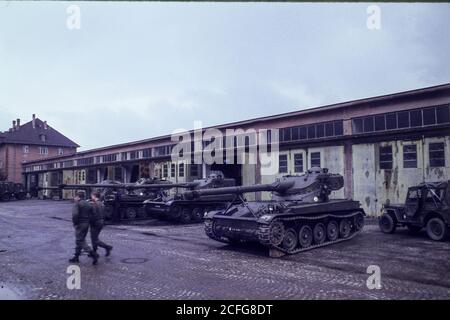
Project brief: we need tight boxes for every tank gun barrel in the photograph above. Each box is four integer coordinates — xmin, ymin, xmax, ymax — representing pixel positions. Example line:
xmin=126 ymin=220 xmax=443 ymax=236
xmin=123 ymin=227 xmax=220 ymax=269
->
xmin=184 ymin=180 xmax=295 ymax=199
xmin=58 ymin=182 xmax=199 ymax=190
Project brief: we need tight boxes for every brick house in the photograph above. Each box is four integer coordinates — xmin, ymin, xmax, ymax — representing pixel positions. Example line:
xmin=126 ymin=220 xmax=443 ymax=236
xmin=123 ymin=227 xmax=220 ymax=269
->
xmin=0 ymin=114 xmax=79 ymax=183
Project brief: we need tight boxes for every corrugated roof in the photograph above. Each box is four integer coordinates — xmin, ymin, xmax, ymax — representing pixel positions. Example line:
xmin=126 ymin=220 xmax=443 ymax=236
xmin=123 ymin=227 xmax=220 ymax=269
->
xmin=0 ymin=118 xmax=79 ymax=148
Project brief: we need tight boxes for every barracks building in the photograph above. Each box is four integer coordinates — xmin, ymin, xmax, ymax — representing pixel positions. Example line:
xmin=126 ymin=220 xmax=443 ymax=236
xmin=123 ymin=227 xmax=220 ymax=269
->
xmin=13 ymin=83 xmax=450 ymax=216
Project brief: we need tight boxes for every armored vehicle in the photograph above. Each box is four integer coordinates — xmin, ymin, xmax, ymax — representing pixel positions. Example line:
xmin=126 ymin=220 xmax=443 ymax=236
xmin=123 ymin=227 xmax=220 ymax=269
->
xmin=59 ymin=179 xmax=189 ymax=222
xmin=379 ymin=181 xmax=450 ymax=241
xmin=144 ymin=172 xmax=236 ymax=224
xmin=184 ymin=167 xmax=365 ymax=257
xmin=0 ymin=181 xmax=13 ymax=201
xmin=0 ymin=182 xmax=26 ymax=201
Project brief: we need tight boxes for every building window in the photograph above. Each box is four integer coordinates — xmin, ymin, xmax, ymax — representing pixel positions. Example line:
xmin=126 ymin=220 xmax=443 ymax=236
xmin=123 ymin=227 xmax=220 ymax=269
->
xmin=190 ymin=164 xmax=199 ymax=177
xmin=379 ymin=146 xmax=393 ymax=170
xmin=142 ymin=148 xmax=151 ymax=158
xmin=403 ymin=145 xmax=417 ymax=168
xmin=279 ymin=154 xmax=288 ymax=173
xmin=310 ymin=152 xmax=321 ymax=167
xmin=58 ymin=148 xmax=64 ymax=155
xmin=170 ymin=163 xmax=176 ymax=177
xmin=39 ymin=147 xmax=48 ymax=155
xmin=163 ymin=164 xmax=168 ymax=178
xmin=114 ymin=167 xmax=122 ymax=181
xmin=429 ymin=142 xmax=445 ymax=167
xmin=23 ymin=145 xmax=29 ymax=154
xmin=353 ymin=104 xmax=450 ymax=133
xmin=294 ymin=153 xmax=303 ymax=173
xmin=280 ymin=120 xmax=343 ymax=142
xmin=178 ymin=163 xmax=185 ymax=177
xmin=39 ymin=134 xmax=47 ymax=142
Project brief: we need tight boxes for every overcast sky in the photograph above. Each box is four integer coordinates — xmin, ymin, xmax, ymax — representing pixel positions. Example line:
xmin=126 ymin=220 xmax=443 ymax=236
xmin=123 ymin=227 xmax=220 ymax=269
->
xmin=1 ymin=2 xmax=449 ymax=150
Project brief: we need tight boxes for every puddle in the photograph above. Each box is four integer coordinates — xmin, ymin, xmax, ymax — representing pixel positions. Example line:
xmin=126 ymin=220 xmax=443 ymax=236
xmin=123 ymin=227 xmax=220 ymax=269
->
xmin=0 ymin=284 xmax=22 ymax=300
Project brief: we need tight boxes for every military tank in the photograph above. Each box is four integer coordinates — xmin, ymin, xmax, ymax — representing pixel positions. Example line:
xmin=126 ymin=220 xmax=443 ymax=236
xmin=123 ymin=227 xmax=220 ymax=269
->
xmin=0 ymin=182 xmax=26 ymax=201
xmin=59 ymin=179 xmax=190 ymax=222
xmin=144 ymin=171 xmax=236 ymax=223
xmin=184 ymin=167 xmax=365 ymax=257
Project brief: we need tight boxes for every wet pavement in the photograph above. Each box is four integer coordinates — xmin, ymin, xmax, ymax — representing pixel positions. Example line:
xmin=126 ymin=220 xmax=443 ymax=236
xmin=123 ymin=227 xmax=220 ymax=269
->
xmin=0 ymin=200 xmax=449 ymax=299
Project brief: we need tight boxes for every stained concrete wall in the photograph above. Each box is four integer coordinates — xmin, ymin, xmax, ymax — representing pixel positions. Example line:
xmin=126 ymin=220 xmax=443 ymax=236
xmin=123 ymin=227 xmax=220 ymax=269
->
xmin=260 ymin=146 xmax=345 ymax=200
xmin=352 ymin=136 xmax=450 ymax=216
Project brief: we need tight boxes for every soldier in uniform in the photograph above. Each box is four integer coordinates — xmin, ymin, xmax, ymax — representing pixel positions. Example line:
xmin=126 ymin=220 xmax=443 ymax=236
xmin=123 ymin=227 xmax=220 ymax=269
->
xmin=90 ymin=192 xmax=113 ymax=256
xmin=69 ymin=191 xmax=99 ymax=265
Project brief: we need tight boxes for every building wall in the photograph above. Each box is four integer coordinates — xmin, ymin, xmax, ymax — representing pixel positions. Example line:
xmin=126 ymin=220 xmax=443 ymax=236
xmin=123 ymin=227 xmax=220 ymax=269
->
xmin=352 ymin=136 xmax=449 ymax=216
xmin=0 ymin=144 xmax=76 ymax=183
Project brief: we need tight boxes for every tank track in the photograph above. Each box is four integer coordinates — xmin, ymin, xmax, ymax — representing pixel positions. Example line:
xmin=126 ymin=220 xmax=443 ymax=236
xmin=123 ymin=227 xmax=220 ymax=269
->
xmin=205 ymin=211 xmax=364 ymax=255
xmin=258 ymin=211 xmax=364 ymax=255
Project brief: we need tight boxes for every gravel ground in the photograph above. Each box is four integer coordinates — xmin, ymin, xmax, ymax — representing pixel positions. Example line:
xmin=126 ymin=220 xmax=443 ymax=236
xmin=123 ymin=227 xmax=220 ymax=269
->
xmin=0 ymin=200 xmax=449 ymax=299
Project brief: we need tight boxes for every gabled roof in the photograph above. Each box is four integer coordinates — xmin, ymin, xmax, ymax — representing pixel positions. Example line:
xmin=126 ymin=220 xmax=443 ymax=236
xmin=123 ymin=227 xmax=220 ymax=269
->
xmin=0 ymin=118 xmax=79 ymax=148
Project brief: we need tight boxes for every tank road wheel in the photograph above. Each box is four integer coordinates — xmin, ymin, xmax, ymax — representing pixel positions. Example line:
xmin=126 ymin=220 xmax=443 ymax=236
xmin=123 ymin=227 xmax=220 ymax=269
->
xmin=339 ymin=219 xmax=351 ymax=238
xmin=298 ymin=225 xmax=313 ymax=248
xmin=137 ymin=207 xmax=147 ymax=219
xmin=268 ymin=221 xmax=285 ymax=246
xmin=169 ymin=206 xmax=182 ymax=221
xmin=426 ymin=217 xmax=449 ymax=241
xmin=326 ymin=220 xmax=339 ymax=241
xmin=281 ymin=229 xmax=298 ymax=251
xmin=124 ymin=207 xmax=138 ymax=220
xmin=379 ymin=213 xmax=396 ymax=234
xmin=179 ymin=208 xmax=192 ymax=224
xmin=191 ymin=207 xmax=205 ymax=222
xmin=354 ymin=214 xmax=364 ymax=232
xmin=104 ymin=205 xmax=114 ymax=220
xmin=313 ymin=223 xmax=326 ymax=244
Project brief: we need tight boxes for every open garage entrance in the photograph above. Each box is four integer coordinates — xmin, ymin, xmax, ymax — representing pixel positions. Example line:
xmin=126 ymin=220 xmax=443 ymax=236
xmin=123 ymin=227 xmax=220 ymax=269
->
xmin=210 ymin=163 xmax=242 ymax=186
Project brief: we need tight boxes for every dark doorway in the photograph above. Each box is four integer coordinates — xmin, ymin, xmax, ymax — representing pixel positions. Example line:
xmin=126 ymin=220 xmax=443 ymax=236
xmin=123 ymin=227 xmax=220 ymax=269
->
xmin=130 ymin=164 xmax=140 ymax=182
xmin=210 ymin=163 xmax=242 ymax=186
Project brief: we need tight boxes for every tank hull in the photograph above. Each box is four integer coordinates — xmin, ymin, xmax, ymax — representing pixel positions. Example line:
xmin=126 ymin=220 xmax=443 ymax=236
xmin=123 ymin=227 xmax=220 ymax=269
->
xmin=204 ymin=199 xmax=365 ymax=256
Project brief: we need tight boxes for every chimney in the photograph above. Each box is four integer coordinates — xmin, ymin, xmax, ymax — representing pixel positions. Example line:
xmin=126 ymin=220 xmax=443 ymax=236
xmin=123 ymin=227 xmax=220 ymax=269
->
xmin=12 ymin=120 xmax=16 ymax=130
xmin=44 ymin=121 xmax=48 ymax=130
xmin=32 ymin=114 xmax=36 ymax=129
xmin=16 ymin=118 xmax=20 ymax=130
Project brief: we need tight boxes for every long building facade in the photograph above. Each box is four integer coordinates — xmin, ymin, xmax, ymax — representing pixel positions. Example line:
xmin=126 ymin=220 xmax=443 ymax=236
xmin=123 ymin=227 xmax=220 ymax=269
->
xmin=22 ymin=84 xmax=450 ymax=216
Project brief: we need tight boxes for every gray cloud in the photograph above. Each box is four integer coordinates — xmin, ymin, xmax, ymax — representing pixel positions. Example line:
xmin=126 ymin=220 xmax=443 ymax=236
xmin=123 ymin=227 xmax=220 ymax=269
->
xmin=0 ymin=2 xmax=449 ymax=150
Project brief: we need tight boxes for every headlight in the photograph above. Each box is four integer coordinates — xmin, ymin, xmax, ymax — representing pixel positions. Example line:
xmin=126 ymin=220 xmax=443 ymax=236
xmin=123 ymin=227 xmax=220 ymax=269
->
xmin=313 ymin=196 xmax=319 ymax=202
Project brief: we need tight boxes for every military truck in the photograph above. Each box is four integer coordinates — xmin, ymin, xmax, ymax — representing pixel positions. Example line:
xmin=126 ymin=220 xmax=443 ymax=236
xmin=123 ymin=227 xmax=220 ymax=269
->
xmin=379 ymin=181 xmax=450 ymax=241
xmin=183 ymin=167 xmax=365 ymax=257
xmin=144 ymin=171 xmax=236 ymax=224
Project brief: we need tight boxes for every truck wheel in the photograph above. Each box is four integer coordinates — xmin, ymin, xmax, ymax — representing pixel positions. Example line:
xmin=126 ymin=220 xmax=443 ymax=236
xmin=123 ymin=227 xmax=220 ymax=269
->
xmin=169 ymin=206 xmax=182 ymax=221
xmin=339 ymin=219 xmax=351 ymax=238
xmin=179 ymin=209 xmax=192 ymax=224
xmin=379 ymin=213 xmax=396 ymax=234
xmin=298 ymin=225 xmax=313 ymax=248
xmin=426 ymin=217 xmax=448 ymax=241
xmin=326 ymin=221 xmax=339 ymax=241
xmin=1 ymin=194 xmax=10 ymax=202
xmin=313 ymin=223 xmax=326 ymax=244
xmin=282 ymin=228 xmax=298 ymax=251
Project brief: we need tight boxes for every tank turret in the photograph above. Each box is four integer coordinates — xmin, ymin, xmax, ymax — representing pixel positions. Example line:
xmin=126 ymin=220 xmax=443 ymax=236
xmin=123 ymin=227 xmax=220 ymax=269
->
xmin=185 ymin=167 xmax=343 ymax=203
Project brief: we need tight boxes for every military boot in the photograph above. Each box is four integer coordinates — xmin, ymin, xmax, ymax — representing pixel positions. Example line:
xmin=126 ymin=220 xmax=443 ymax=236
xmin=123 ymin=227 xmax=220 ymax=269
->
xmin=68 ymin=255 xmax=79 ymax=263
xmin=88 ymin=251 xmax=99 ymax=265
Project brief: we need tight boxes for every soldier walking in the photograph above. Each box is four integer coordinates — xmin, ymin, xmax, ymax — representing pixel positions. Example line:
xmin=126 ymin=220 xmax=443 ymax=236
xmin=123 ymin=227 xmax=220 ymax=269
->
xmin=69 ymin=191 xmax=99 ymax=265
xmin=90 ymin=192 xmax=113 ymax=256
